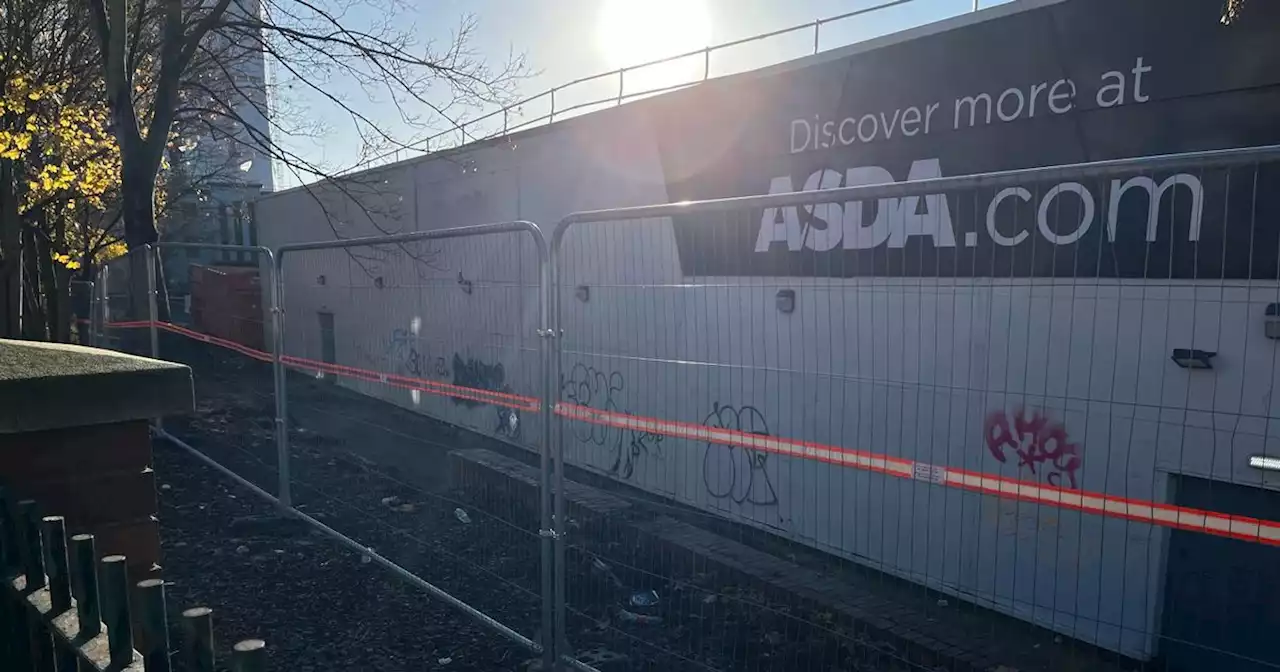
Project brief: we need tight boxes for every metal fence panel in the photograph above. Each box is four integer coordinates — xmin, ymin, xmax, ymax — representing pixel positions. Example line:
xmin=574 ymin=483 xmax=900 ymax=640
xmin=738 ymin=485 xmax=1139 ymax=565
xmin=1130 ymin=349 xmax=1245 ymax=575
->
xmin=550 ymin=145 xmax=1280 ymax=670
xmin=275 ymin=222 xmax=557 ymax=670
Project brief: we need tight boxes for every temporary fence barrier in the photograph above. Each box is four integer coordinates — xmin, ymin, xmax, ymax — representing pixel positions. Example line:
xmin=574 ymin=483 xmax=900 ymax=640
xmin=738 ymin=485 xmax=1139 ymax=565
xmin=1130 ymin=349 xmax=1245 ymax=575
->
xmin=0 ymin=484 xmax=268 ymax=672
xmin=101 ymin=232 xmax=579 ymax=670
xmin=273 ymin=222 xmax=559 ymax=671
xmin=549 ymin=143 xmax=1280 ymax=670
xmin=88 ymin=142 xmax=1280 ymax=670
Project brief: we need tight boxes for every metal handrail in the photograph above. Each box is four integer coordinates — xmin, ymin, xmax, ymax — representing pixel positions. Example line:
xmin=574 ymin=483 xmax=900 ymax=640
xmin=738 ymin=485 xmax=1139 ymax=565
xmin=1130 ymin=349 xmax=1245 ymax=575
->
xmin=333 ymin=0 xmax=963 ymax=177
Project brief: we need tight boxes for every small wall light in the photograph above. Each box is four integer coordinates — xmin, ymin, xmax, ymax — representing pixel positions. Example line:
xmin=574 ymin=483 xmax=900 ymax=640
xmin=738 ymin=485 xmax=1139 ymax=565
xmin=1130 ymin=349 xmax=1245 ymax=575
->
xmin=575 ymin=285 xmax=590 ymax=303
xmin=374 ymin=276 xmax=384 ymax=289
xmin=316 ymin=275 xmax=326 ymax=286
xmin=1266 ymin=303 xmax=1280 ymax=340
xmin=1171 ymin=349 xmax=1216 ymax=369
xmin=776 ymin=289 xmax=796 ymax=314
xmin=1249 ymin=455 xmax=1280 ymax=472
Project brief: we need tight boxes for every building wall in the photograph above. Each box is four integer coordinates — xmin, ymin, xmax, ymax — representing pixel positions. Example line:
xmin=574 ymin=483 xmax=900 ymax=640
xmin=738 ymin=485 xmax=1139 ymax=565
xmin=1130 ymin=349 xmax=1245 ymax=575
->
xmin=255 ymin=0 xmax=1280 ymax=659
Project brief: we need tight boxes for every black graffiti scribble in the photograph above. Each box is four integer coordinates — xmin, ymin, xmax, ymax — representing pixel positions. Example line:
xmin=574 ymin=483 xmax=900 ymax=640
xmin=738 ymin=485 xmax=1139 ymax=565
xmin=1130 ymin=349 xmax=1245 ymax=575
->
xmin=984 ymin=407 xmax=1082 ymax=489
xmin=495 ymin=406 xmax=521 ymax=440
xmin=560 ymin=363 xmax=663 ymax=480
xmin=365 ymin=328 xmax=451 ymax=381
xmin=701 ymin=403 xmax=780 ymax=507
xmin=451 ymin=354 xmax=512 ymax=408
xmin=403 ymin=347 xmax=423 ymax=376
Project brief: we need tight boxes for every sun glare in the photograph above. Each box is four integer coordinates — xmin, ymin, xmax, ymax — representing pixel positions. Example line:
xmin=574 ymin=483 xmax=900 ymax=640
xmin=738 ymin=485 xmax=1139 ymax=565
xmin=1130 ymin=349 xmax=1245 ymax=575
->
xmin=596 ymin=0 xmax=712 ymax=70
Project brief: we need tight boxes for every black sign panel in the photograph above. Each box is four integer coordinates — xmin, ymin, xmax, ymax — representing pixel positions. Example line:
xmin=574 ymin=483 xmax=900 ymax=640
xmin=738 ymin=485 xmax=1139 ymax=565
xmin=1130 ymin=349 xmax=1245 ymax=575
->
xmin=650 ymin=0 xmax=1280 ymax=278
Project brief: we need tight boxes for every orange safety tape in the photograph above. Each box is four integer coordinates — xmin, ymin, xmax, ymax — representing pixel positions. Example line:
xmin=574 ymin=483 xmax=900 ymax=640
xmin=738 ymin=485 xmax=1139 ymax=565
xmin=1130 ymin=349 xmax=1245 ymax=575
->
xmin=107 ymin=320 xmax=1280 ymax=545
xmin=554 ymin=402 xmax=1280 ymax=546
xmin=106 ymin=320 xmax=540 ymax=412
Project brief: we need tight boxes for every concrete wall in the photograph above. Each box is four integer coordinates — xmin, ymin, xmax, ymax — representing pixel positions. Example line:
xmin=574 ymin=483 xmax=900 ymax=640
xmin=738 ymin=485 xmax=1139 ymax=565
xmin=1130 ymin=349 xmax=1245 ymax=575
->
xmin=254 ymin=0 xmax=1280 ymax=659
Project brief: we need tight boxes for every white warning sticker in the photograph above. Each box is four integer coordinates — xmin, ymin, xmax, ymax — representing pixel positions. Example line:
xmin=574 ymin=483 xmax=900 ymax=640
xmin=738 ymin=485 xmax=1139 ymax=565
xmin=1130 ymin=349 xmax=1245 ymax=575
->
xmin=912 ymin=462 xmax=947 ymax=484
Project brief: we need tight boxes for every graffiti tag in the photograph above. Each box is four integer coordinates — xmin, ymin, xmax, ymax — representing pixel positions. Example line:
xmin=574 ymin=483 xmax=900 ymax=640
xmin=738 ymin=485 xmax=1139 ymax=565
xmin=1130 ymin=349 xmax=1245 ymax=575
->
xmin=452 ymin=354 xmax=521 ymax=439
xmin=984 ymin=407 xmax=1082 ymax=489
xmin=702 ymin=403 xmax=779 ymax=508
xmin=357 ymin=327 xmax=450 ymax=381
xmin=560 ymin=363 xmax=663 ymax=480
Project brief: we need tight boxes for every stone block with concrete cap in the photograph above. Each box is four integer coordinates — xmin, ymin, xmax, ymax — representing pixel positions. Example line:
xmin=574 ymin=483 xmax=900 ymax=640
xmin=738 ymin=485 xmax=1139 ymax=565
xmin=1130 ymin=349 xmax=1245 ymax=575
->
xmin=0 ymin=339 xmax=193 ymax=589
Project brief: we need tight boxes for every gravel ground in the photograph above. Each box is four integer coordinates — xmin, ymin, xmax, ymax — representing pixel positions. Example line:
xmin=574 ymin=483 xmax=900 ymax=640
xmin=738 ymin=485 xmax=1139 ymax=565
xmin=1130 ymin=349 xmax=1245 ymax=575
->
xmin=153 ymin=339 xmax=954 ymax=672
xmin=156 ymin=441 xmax=535 ymax=671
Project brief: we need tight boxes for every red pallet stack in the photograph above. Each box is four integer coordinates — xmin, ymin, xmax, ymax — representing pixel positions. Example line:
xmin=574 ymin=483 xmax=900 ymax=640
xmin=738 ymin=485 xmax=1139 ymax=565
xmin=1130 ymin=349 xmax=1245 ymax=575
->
xmin=189 ymin=264 xmax=264 ymax=351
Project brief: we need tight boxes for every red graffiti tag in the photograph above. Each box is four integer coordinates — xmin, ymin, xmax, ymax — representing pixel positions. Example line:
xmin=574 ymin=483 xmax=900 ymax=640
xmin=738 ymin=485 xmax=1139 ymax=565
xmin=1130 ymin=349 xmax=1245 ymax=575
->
xmin=984 ymin=408 xmax=1082 ymax=489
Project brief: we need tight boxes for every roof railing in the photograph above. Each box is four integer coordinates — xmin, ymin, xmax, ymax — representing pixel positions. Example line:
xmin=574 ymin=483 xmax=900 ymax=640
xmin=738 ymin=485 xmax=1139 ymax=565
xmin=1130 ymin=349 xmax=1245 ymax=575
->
xmin=334 ymin=0 xmax=981 ymax=178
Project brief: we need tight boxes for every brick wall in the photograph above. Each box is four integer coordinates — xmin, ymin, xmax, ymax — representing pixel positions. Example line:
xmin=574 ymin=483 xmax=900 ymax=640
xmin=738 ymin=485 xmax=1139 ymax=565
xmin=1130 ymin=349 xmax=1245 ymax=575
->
xmin=0 ymin=420 xmax=160 ymax=586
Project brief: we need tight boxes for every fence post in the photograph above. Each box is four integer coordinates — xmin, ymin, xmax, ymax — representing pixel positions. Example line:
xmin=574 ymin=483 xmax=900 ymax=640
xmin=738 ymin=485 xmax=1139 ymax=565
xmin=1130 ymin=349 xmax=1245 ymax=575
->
xmin=182 ymin=607 xmax=215 ymax=672
xmin=19 ymin=501 xmax=54 ymax=672
xmin=0 ymin=487 xmax=16 ymax=570
xmin=41 ymin=516 xmax=77 ymax=672
xmin=96 ymin=264 xmax=110 ymax=347
xmin=232 ymin=639 xmax=266 ymax=672
xmin=70 ymin=534 xmax=101 ymax=639
xmin=100 ymin=555 xmax=134 ymax=668
xmin=145 ymin=244 xmax=162 ymax=435
xmin=137 ymin=578 xmax=171 ymax=672
xmin=537 ymin=231 xmax=556 ymax=672
xmin=271 ymin=252 xmax=292 ymax=507
xmin=548 ymin=228 xmax=568 ymax=668
xmin=0 ymin=487 xmax=27 ymax=669
xmin=145 ymin=244 xmax=159 ymax=359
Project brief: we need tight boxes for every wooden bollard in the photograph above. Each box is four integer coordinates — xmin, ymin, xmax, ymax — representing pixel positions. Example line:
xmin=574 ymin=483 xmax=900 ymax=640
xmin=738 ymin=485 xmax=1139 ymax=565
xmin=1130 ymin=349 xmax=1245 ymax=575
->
xmin=18 ymin=500 xmax=45 ymax=590
xmin=70 ymin=534 xmax=101 ymax=638
xmin=20 ymin=500 xmax=53 ymax=672
xmin=232 ymin=639 xmax=267 ymax=672
xmin=40 ymin=517 xmax=70 ymax=612
xmin=41 ymin=516 xmax=77 ymax=672
xmin=181 ymin=607 xmax=215 ymax=672
xmin=100 ymin=555 xmax=134 ymax=668
xmin=137 ymin=578 xmax=171 ymax=672
xmin=0 ymin=488 xmax=28 ymax=670
xmin=0 ymin=486 xmax=16 ymax=569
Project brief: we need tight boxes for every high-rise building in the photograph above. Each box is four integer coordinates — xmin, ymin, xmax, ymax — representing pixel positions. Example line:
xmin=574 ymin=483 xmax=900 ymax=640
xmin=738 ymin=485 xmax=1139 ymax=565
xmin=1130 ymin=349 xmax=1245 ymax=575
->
xmin=161 ymin=0 xmax=273 ymax=292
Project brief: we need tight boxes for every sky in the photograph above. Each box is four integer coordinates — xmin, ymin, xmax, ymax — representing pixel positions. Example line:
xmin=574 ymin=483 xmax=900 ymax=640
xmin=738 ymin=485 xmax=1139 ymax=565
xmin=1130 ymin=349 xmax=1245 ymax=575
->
xmin=272 ymin=0 xmax=1012 ymax=189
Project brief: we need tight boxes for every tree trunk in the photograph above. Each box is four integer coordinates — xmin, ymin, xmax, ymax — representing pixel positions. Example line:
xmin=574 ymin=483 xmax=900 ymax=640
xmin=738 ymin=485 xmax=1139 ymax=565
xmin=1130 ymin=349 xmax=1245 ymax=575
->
xmin=122 ymin=160 xmax=158 ymax=322
xmin=0 ymin=161 xmax=20 ymax=339
xmin=39 ymin=232 xmax=63 ymax=343
xmin=21 ymin=226 xmax=46 ymax=341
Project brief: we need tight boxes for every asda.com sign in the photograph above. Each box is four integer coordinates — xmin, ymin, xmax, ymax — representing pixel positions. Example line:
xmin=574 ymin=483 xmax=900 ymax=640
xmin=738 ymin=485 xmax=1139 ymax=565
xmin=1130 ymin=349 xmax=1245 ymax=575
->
xmin=751 ymin=160 xmax=1202 ymax=254
xmin=657 ymin=0 xmax=1280 ymax=279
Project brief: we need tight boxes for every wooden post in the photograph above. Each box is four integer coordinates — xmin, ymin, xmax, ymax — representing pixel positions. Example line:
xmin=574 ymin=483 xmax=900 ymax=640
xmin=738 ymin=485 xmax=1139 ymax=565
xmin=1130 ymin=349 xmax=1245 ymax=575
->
xmin=0 ymin=486 xmax=16 ymax=569
xmin=20 ymin=501 xmax=53 ymax=672
xmin=232 ymin=639 xmax=267 ymax=672
xmin=40 ymin=517 xmax=69 ymax=612
xmin=40 ymin=516 xmax=76 ymax=672
xmin=18 ymin=501 xmax=45 ymax=590
xmin=181 ymin=607 xmax=214 ymax=672
xmin=69 ymin=534 xmax=100 ymax=638
xmin=0 ymin=487 xmax=29 ymax=670
xmin=100 ymin=555 xmax=134 ymax=668
xmin=136 ymin=578 xmax=170 ymax=672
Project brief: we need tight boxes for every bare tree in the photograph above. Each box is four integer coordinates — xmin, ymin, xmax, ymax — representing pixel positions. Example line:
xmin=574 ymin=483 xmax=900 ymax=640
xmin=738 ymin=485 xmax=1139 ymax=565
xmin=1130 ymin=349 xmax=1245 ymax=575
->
xmin=84 ymin=0 xmax=524 ymax=315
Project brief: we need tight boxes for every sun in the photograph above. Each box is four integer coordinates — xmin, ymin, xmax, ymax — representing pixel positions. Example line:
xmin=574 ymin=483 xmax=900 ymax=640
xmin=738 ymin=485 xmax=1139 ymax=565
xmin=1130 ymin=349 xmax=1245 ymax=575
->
xmin=595 ymin=0 xmax=713 ymax=70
